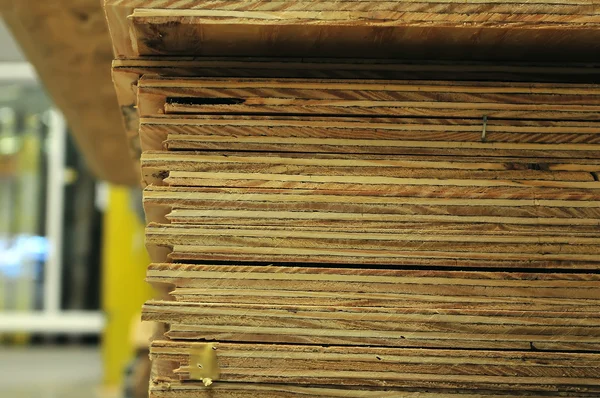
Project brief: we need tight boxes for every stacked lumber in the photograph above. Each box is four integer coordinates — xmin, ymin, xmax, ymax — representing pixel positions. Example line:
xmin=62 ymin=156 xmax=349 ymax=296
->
xmin=103 ymin=1 xmax=600 ymax=397
xmin=136 ymin=77 xmax=600 ymax=396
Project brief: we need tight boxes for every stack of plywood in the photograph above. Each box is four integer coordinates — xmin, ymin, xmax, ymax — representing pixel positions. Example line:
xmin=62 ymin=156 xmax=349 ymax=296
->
xmin=104 ymin=1 xmax=600 ymax=396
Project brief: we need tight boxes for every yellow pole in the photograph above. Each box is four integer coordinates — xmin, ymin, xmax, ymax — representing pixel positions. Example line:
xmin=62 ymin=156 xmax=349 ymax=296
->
xmin=101 ymin=185 xmax=153 ymax=386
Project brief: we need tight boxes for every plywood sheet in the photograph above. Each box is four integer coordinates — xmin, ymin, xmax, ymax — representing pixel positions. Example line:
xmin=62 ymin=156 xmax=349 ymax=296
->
xmin=105 ymin=1 xmax=600 ymax=61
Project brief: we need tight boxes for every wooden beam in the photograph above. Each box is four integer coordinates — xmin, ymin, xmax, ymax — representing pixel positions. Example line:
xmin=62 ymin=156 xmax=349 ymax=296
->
xmin=1 ymin=0 xmax=138 ymax=184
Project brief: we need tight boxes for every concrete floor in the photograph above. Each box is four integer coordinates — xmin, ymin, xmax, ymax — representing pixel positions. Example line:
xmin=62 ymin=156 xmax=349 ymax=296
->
xmin=0 ymin=347 xmax=114 ymax=398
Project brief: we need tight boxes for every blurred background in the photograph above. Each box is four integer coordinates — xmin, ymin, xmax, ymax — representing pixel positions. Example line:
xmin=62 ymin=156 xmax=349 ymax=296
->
xmin=0 ymin=7 xmax=152 ymax=398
